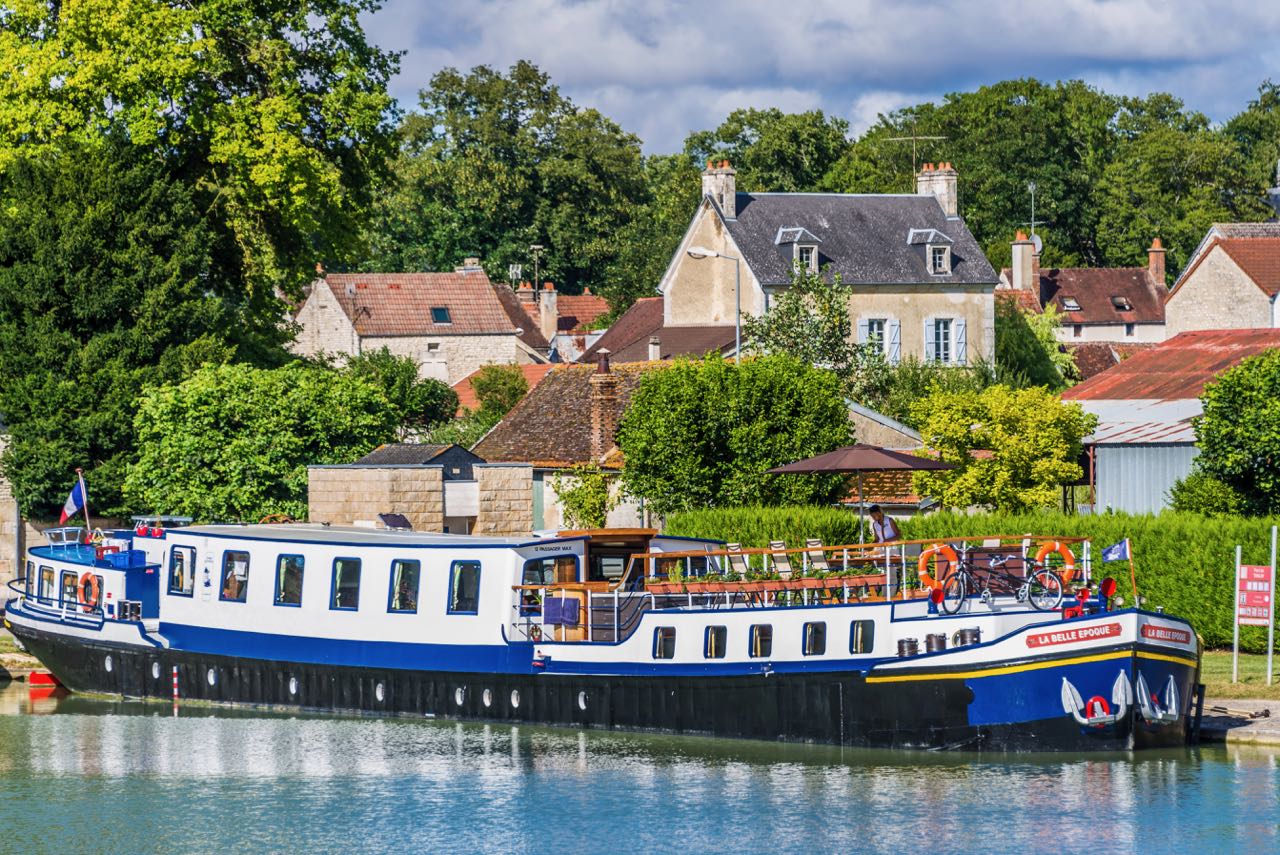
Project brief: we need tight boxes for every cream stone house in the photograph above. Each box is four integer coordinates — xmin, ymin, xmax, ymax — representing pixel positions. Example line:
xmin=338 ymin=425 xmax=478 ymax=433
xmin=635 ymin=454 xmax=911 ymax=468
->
xmin=655 ymin=160 xmax=998 ymax=365
xmin=291 ymin=261 xmax=550 ymax=384
xmin=1164 ymin=225 xmax=1280 ymax=337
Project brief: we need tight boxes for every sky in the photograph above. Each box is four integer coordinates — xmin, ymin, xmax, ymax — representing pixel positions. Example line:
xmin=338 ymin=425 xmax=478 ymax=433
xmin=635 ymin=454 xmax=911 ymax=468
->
xmin=361 ymin=0 xmax=1280 ymax=153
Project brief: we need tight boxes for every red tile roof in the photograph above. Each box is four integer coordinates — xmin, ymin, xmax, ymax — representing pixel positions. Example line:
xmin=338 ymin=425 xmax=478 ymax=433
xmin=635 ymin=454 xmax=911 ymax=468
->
xmin=996 ymin=287 xmax=1043 ymax=313
xmin=576 ymin=296 xmax=735 ymax=363
xmin=1066 ymin=342 xmax=1157 ymax=381
xmin=1211 ymin=238 xmax=1280 ymax=297
xmin=580 ymin=297 xmax=664 ymax=363
xmin=451 ymin=364 xmax=554 ymax=416
xmin=1039 ymin=267 xmax=1165 ymax=325
xmin=322 ymin=272 xmax=517 ymax=337
xmin=1063 ymin=329 xmax=1280 ymax=401
xmin=489 ymin=282 xmax=551 ymax=350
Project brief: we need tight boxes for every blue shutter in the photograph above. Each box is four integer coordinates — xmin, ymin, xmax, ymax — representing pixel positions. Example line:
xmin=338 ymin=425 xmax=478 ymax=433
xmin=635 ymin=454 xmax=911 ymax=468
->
xmin=856 ymin=318 xmax=869 ymax=344
xmin=954 ymin=318 xmax=967 ymax=366
xmin=887 ymin=319 xmax=901 ymax=365
xmin=924 ymin=319 xmax=936 ymax=363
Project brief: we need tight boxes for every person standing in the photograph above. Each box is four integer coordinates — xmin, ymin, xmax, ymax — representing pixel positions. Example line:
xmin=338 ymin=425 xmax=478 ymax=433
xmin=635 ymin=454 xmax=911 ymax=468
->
xmin=869 ymin=505 xmax=900 ymax=543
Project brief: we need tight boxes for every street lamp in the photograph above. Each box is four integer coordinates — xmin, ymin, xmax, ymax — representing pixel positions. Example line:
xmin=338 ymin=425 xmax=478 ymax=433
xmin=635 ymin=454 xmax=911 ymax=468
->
xmin=686 ymin=245 xmax=740 ymax=363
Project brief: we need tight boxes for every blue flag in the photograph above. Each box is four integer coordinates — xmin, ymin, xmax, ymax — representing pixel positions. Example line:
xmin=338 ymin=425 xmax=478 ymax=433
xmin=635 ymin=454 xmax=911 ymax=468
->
xmin=1101 ymin=538 xmax=1131 ymax=562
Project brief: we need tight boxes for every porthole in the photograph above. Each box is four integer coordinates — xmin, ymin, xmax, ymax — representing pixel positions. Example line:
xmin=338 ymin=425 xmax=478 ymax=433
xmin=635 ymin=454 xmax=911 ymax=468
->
xmin=104 ymin=655 xmax=113 ymax=673
xmin=510 ymin=689 xmax=521 ymax=709
xmin=206 ymin=667 xmax=217 ymax=686
xmin=375 ymin=681 xmax=385 ymax=702
xmin=454 ymin=687 xmax=466 ymax=706
xmin=151 ymin=661 xmax=160 ymax=680
xmin=288 ymin=676 xmax=298 ymax=696
xmin=577 ymin=691 xmax=588 ymax=711
xmin=482 ymin=688 xmax=493 ymax=708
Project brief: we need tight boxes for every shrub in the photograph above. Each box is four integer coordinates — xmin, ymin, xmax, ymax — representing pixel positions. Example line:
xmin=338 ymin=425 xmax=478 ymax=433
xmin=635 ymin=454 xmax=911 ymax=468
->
xmin=551 ymin=463 xmax=618 ymax=529
xmin=1168 ymin=471 xmax=1246 ymax=515
xmin=1195 ymin=349 xmax=1280 ymax=513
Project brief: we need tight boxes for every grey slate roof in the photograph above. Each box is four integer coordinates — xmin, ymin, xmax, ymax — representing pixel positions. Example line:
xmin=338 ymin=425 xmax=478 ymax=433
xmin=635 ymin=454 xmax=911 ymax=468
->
xmin=354 ymin=444 xmax=473 ymax=465
xmin=721 ymin=193 xmax=997 ymax=287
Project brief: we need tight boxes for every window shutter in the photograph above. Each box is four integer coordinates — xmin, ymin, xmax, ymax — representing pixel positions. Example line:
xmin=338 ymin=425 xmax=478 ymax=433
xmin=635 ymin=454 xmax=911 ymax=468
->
xmin=887 ymin=319 xmax=901 ymax=365
xmin=954 ymin=317 xmax=967 ymax=365
xmin=924 ymin=318 xmax=936 ymax=362
xmin=856 ymin=318 xmax=869 ymax=344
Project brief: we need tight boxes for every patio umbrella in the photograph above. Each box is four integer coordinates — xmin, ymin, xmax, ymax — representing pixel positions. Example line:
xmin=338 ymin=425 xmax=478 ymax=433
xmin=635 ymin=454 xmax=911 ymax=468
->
xmin=766 ymin=444 xmax=956 ymax=535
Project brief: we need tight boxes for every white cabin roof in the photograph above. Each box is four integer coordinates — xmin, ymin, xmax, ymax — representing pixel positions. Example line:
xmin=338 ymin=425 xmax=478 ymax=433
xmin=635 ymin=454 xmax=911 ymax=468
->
xmin=176 ymin=524 xmax=557 ymax=548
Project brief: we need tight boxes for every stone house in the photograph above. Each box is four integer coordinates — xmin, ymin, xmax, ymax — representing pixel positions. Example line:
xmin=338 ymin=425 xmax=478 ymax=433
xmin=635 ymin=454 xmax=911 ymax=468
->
xmin=653 ymin=159 xmax=998 ymax=366
xmin=1164 ymin=225 xmax=1280 ymax=337
xmin=0 ymin=431 xmax=19 ymax=592
xmin=999 ymin=233 xmax=1168 ymax=344
xmin=510 ymin=281 xmax=610 ymax=362
xmin=290 ymin=261 xmax=550 ymax=385
xmin=578 ymin=296 xmax=737 ymax=365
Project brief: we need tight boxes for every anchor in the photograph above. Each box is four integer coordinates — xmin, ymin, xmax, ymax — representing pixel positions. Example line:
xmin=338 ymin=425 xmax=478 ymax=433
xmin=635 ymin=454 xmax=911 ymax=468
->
xmin=1135 ymin=672 xmax=1180 ymax=725
xmin=1061 ymin=671 xmax=1132 ymax=727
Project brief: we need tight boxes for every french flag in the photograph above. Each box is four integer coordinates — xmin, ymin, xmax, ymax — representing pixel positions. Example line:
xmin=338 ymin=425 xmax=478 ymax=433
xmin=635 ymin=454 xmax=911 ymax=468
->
xmin=59 ymin=474 xmax=87 ymax=524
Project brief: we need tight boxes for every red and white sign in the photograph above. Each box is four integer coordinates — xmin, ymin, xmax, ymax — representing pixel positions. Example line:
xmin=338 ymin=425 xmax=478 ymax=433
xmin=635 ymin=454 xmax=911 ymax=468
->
xmin=1140 ymin=624 xmax=1192 ymax=645
xmin=1238 ymin=564 xmax=1274 ymax=627
xmin=1026 ymin=622 xmax=1122 ymax=648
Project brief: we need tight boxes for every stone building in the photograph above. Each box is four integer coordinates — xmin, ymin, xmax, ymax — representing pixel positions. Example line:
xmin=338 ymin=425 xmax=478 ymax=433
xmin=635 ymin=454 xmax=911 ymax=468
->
xmin=652 ymin=159 xmax=998 ymax=366
xmin=290 ymin=261 xmax=550 ymax=385
xmin=0 ymin=432 xmax=19 ymax=591
xmin=510 ymin=281 xmax=610 ymax=363
xmin=1165 ymin=225 xmax=1280 ymax=337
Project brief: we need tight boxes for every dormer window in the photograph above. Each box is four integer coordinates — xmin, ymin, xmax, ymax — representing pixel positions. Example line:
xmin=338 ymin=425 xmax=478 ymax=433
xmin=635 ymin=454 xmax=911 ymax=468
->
xmin=796 ymin=244 xmax=818 ymax=273
xmin=928 ymin=245 xmax=951 ymax=275
xmin=1110 ymin=295 xmax=1133 ymax=312
xmin=430 ymin=306 xmax=451 ymax=324
xmin=1061 ymin=296 xmax=1081 ymax=312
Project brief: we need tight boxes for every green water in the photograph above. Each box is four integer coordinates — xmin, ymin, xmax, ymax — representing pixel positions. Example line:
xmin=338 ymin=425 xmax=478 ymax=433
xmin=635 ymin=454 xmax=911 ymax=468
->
xmin=0 ymin=683 xmax=1276 ymax=854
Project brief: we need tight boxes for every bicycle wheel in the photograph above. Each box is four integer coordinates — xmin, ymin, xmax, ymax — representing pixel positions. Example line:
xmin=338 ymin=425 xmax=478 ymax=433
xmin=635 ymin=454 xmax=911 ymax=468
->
xmin=1027 ymin=568 xmax=1064 ymax=611
xmin=938 ymin=571 xmax=968 ymax=615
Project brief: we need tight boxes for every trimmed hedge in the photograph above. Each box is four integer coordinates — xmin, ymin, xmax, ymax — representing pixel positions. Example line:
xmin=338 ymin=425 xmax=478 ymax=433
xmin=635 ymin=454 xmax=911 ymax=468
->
xmin=665 ymin=507 xmax=1279 ymax=652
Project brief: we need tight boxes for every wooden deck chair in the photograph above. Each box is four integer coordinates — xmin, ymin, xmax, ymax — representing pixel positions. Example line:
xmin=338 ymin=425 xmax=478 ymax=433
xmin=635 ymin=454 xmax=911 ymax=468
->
xmin=768 ymin=541 xmax=794 ymax=580
xmin=804 ymin=538 xmax=831 ymax=575
xmin=724 ymin=543 xmax=751 ymax=579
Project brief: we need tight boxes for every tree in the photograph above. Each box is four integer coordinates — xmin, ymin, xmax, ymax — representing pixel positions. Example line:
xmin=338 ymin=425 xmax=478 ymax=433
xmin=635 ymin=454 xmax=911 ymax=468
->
xmin=1168 ymin=471 xmax=1246 ymax=515
xmin=550 ymin=463 xmax=618 ymax=529
xmin=911 ymin=385 xmax=1096 ymax=510
xmin=685 ymin=108 xmax=851 ymax=192
xmin=0 ymin=136 xmax=285 ymax=518
xmin=342 ymin=348 xmax=457 ymax=434
xmin=124 ymin=363 xmax=399 ymax=522
xmin=427 ymin=363 xmax=529 ymax=448
xmin=617 ymin=356 xmax=852 ymax=515
xmin=1193 ymin=350 xmax=1280 ymax=514
xmin=994 ymin=297 xmax=1074 ymax=389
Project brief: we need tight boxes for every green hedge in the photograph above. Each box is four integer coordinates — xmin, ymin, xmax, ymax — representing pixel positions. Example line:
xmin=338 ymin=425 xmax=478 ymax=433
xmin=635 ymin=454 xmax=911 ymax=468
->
xmin=665 ymin=507 xmax=1279 ymax=652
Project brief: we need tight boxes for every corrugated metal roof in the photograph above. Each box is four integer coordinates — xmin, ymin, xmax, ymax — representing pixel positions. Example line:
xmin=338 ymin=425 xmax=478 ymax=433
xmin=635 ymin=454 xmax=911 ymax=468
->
xmin=1079 ymin=399 xmax=1200 ymax=445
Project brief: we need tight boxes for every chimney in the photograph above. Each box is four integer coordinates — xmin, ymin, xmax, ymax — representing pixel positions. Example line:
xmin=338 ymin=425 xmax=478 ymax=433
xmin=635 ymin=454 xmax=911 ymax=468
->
xmin=589 ymin=350 xmax=619 ymax=463
xmin=539 ymin=281 xmax=558 ymax=341
xmin=1148 ymin=237 xmax=1166 ymax=284
xmin=516 ymin=280 xmax=536 ymax=306
xmin=1011 ymin=231 xmax=1036 ymax=291
xmin=701 ymin=158 xmax=737 ymax=219
xmin=917 ymin=161 xmax=958 ymax=218
xmin=648 ymin=335 xmax=661 ymax=361
xmin=454 ymin=256 xmax=482 ymax=273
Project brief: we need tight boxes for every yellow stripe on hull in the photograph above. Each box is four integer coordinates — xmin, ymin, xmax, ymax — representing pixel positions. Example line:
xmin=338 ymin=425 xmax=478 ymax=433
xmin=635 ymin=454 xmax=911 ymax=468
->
xmin=865 ymin=649 xmax=1198 ymax=684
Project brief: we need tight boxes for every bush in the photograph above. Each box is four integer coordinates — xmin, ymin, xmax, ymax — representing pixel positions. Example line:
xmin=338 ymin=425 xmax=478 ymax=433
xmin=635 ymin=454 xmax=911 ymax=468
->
xmin=665 ymin=505 xmax=867 ymax=550
xmin=343 ymin=347 xmax=458 ymax=432
xmin=1195 ymin=349 xmax=1280 ymax=513
xmin=1168 ymin=471 xmax=1246 ymax=515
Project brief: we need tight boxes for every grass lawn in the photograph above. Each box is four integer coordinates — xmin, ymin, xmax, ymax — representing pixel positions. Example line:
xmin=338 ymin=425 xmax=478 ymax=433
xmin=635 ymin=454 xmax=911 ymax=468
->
xmin=1201 ymin=649 xmax=1280 ymax=701
xmin=0 ymin=626 xmax=40 ymax=672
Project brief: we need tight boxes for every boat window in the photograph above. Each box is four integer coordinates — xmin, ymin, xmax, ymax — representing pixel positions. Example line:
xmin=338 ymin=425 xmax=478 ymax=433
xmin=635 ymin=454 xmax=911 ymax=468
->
xmin=39 ymin=566 xmax=54 ymax=601
xmin=522 ymin=555 xmax=578 ymax=586
xmin=330 ymin=558 xmax=361 ymax=610
xmin=749 ymin=624 xmax=773 ymax=658
xmin=389 ymin=559 xmax=420 ymax=613
xmin=850 ymin=620 xmax=875 ymax=654
xmin=803 ymin=622 xmax=827 ymax=656
xmin=219 ymin=550 xmax=250 ymax=603
xmin=704 ymin=625 xmax=727 ymax=659
xmin=60 ymin=570 xmax=79 ymax=605
xmin=24 ymin=560 xmax=33 ymax=596
xmin=449 ymin=560 xmax=481 ymax=614
xmin=653 ymin=627 xmax=676 ymax=659
xmin=275 ymin=554 xmax=305 ymax=606
xmin=169 ymin=546 xmax=196 ymax=596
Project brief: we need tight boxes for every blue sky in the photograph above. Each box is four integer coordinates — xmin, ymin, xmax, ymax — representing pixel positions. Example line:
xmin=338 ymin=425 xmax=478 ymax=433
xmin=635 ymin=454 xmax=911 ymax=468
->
xmin=362 ymin=0 xmax=1280 ymax=152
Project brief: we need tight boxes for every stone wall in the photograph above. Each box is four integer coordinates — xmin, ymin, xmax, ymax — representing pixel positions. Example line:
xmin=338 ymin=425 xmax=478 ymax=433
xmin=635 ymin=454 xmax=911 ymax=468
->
xmin=372 ymin=333 xmax=527 ymax=385
xmin=848 ymin=283 xmax=995 ymax=364
xmin=662 ymin=203 xmax=767 ymax=326
xmin=474 ymin=464 xmax=533 ymax=536
xmin=307 ymin=465 xmax=445 ymax=532
xmin=0 ymin=435 xmax=17 ymax=589
xmin=1166 ymin=246 xmax=1273 ymax=336
xmin=291 ymin=279 xmax=360 ymax=359
xmin=1054 ymin=322 xmax=1166 ymax=344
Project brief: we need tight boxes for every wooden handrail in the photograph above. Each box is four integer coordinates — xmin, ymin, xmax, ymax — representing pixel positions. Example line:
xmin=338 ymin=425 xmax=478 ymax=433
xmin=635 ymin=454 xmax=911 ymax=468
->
xmin=630 ymin=533 xmax=1088 ymax=563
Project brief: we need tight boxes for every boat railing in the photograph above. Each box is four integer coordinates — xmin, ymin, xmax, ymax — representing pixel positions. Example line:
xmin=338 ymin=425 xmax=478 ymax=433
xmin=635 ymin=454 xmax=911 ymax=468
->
xmin=6 ymin=576 xmax=106 ymax=628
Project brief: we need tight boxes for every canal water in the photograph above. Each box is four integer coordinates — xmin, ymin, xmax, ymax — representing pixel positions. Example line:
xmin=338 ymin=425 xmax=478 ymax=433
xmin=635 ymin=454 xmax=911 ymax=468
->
xmin=0 ymin=684 xmax=1276 ymax=854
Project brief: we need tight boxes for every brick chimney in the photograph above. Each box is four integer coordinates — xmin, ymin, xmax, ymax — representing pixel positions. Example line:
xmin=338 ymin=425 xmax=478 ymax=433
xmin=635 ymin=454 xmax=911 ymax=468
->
xmin=1148 ymin=237 xmax=1166 ymax=284
xmin=516 ymin=280 xmax=536 ymax=306
xmin=916 ymin=161 xmax=958 ymax=218
xmin=1011 ymin=231 xmax=1037 ymax=291
xmin=538 ymin=282 xmax=558 ymax=341
xmin=648 ymin=335 xmax=661 ymax=361
xmin=701 ymin=158 xmax=737 ymax=219
xmin=455 ymin=256 xmax=483 ymax=273
xmin=589 ymin=350 xmax=619 ymax=463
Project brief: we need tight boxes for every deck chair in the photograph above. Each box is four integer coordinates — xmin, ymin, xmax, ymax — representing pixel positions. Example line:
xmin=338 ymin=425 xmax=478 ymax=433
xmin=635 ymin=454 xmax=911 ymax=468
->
xmin=804 ymin=538 xmax=831 ymax=575
xmin=768 ymin=541 xmax=795 ymax=580
xmin=724 ymin=543 xmax=751 ymax=579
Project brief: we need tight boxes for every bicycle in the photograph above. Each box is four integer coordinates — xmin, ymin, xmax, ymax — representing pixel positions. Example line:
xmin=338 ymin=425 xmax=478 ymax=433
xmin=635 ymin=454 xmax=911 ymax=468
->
xmin=937 ymin=553 xmax=1064 ymax=615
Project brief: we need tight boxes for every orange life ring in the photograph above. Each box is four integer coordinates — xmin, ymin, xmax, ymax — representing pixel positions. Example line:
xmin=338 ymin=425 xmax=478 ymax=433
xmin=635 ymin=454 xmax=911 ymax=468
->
xmin=530 ymin=625 xmax=543 ymax=642
xmin=78 ymin=572 xmax=101 ymax=614
xmin=1035 ymin=541 xmax=1077 ymax=584
xmin=917 ymin=544 xmax=959 ymax=591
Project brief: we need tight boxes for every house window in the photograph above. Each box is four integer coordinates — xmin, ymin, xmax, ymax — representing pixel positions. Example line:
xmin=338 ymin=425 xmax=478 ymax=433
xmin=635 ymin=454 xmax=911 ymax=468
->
xmin=704 ymin=625 xmax=727 ymax=659
xmin=796 ymin=245 xmax=817 ymax=273
xmin=389 ymin=559 xmax=421 ymax=613
xmin=850 ymin=620 xmax=875 ymax=654
xmin=275 ymin=554 xmax=305 ymax=606
xmin=1111 ymin=296 xmax=1132 ymax=311
xmin=330 ymin=558 xmax=361 ymax=610
xmin=1073 ymin=324 xmax=1083 ymax=338
xmin=931 ymin=318 xmax=952 ymax=363
xmin=929 ymin=245 xmax=950 ymax=274
xmin=749 ymin=624 xmax=773 ymax=658
xmin=169 ymin=546 xmax=196 ymax=596
xmin=1061 ymin=296 xmax=1081 ymax=312
xmin=803 ymin=621 xmax=827 ymax=656
xmin=1125 ymin=323 xmax=1135 ymax=337
xmin=866 ymin=319 xmax=886 ymax=352
xmin=40 ymin=566 xmax=54 ymax=601
xmin=653 ymin=627 xmax=676 ymax=659
xmin=449 ymin=560 xmax=481 ymax=613
xmin=60 ymin=570 xmax=79 ymax=605
xmin=430 ymin=306 xmax=451 ymax=324
xmin=220 ymin=551 xmax=250 ymax=602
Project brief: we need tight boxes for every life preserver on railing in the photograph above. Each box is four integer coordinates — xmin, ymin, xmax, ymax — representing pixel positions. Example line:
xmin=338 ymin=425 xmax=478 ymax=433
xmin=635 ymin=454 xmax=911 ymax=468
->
xmin=1034 ymin=541 xmax=1076 ymax=584
xmin=917 ymin=543 xmax=958 ymax=591
xmin=78 ymin=572 xmax=101 ymax=614
xmin=529 ymin=625 xmax=542 ymax=642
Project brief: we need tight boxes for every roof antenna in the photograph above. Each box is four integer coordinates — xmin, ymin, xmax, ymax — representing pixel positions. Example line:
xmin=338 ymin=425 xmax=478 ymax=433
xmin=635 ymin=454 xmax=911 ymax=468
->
xmin=885 ymin=119 xmax=946 ymax=185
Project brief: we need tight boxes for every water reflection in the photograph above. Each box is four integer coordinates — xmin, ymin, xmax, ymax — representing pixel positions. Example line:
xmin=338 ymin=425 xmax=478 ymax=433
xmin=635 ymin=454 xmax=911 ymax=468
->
xmin=0 ymin=684 xmax=1276 ymax=854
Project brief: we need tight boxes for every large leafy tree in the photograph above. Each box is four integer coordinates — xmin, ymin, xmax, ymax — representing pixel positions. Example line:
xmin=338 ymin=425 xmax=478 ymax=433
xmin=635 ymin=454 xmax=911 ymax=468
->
xmin=911 ymin=385 xmax=1096 ymax=510
xmin=124 ymin=363 xmax=399 ymax=522
xmin=1193 ymin=350 xmax=1280 ymax=515
xmin=685 ymin=108 xmax=851 ymax=192
xmin=362 ymin=61 xmax=648 ymax=293
xmin=994 ymin=298 xmax=1074 ymax=390
xmin=617 ymin=356 xmax=852 ymax=515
